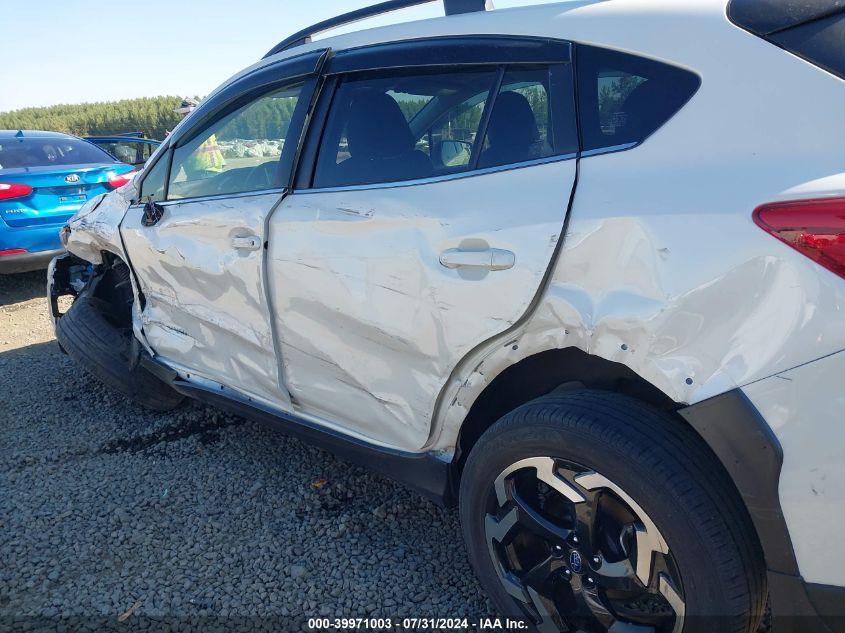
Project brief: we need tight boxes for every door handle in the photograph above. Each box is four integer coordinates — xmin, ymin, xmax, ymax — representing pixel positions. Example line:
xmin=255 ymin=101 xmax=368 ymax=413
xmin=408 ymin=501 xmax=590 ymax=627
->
xmin=439 ymin=248 xmax=515 ymax=271
xmin=231 ymin=235 xmax=262 ymax=251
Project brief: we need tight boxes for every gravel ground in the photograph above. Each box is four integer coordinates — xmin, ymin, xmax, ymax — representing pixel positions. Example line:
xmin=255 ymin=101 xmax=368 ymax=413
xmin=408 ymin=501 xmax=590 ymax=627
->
xmin=0 ymin=271 xmax=492 ymax=630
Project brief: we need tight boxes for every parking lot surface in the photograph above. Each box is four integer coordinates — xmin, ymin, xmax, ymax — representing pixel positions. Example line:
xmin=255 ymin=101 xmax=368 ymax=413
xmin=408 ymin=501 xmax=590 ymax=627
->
xmin=0 ymin=272 xmax=491 ymax=628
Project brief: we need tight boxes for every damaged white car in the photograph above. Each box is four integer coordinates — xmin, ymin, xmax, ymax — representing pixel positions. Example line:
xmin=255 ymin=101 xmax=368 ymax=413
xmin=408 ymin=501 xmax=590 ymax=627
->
xmin=48 ymin=0 xmax=845 ymax=631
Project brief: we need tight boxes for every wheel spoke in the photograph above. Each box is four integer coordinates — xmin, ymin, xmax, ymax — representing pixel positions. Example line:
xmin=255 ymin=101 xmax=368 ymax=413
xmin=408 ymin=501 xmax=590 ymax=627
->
xmin=575 ymin=472 xmax=669 ymax=586
xmin=511 ymin=487 xmax=573 ymax=544
xmin=520 ymin=553 xmax=566 ymax=591
xmin=572 ymin=490 xmax=599 ymax=555
xmin=485 ymin=508 xmax=532 ymax=604
xmin=658 ymin=574 xmax=685 ymax=633
xmin=593 ymin=557 xmax=642 ymax=593
xmin=495 ymin=457 xmax=585 ymax=506
xmin=579 ymin=582 xmax=617 ymax=631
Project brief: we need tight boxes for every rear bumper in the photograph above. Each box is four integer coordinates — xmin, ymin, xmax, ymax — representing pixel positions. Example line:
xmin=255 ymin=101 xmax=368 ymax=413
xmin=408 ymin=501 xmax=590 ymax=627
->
xmin=0 ymin=218 xmax=66 ymax=273
xmin=680 ymin=354 xmax=845 ymax=632
xmin=743 ymin=350 xmax=845 ymax=589
xmin=0 ymin=247 xmax=65 ymax=274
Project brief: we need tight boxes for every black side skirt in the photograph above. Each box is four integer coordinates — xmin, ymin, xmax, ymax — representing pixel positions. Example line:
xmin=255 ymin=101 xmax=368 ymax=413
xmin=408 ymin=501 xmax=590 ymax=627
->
xmin=141 ymin=355 xmax=453 ymax=505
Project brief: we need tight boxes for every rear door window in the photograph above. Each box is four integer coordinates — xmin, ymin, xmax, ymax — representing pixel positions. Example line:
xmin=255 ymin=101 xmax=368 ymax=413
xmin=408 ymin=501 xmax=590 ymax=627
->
xmin=479 ymin=65 xmax=578 ymax=169
xmin=312 ymin=63 xmax=578 ymax=189
xmin=313 ymin=68 xmax=500 ymax=188
xmin=576 ymin=45 xmax=701 ymax=152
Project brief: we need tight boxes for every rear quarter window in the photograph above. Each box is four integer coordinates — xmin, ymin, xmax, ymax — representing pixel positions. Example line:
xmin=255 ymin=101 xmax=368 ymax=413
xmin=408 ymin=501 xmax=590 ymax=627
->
xmin=576 ymin=45 xmax=701 ymax=153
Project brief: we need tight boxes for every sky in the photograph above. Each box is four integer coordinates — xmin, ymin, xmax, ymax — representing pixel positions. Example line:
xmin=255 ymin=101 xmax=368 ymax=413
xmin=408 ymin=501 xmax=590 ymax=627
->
xmin=2 ymin=0 xmax=565 ymax=113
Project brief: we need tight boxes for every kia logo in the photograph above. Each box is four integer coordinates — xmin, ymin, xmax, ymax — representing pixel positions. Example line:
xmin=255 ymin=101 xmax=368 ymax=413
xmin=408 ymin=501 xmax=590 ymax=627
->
xmin=65 ymin=174 xmax=80 ymax=183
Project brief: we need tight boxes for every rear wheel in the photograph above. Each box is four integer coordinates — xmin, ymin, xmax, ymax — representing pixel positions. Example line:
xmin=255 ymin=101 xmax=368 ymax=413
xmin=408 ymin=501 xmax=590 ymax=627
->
xmin=459 ymin=390 xmax=766 ymax=633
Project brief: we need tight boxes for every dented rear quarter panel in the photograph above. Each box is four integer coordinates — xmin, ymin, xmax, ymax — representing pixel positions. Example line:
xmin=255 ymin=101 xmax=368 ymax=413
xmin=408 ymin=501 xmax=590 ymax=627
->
xmin=429 ymin=38 xmax=845 ymax=453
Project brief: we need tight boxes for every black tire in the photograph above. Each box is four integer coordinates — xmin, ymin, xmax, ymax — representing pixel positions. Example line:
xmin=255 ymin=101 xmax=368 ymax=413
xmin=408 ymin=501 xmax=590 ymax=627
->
xmin=459 ymin=390 xmax=767 ymax=633
xmin=57 ymin=294 xmax=184 ymax=411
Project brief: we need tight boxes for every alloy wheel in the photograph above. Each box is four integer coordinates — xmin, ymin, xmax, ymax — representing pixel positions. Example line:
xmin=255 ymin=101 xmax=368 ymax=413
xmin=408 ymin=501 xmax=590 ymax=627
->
xmin=484 ymin=456 xmax=685 ymax=632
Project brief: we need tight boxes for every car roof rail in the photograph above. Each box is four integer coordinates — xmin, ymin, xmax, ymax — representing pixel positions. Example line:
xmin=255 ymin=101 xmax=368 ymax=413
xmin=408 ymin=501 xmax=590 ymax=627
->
xmin=263 ymin=0 xmax=493 ymax=59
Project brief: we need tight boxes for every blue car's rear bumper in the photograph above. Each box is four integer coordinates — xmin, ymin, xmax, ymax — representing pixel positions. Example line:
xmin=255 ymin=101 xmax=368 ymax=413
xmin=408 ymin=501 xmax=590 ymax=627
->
xmin=0 ymin=220 xmax=65 ymax=274
xmin=0 ymin=247 xmax=65 ymax=274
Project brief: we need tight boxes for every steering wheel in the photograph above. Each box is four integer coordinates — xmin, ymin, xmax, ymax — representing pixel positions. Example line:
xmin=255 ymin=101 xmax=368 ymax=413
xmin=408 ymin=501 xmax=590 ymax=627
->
xmin=207 ymin=161 xmax=278 ymax=195
xmin=243 ymin=161 xmax=278 ymax=191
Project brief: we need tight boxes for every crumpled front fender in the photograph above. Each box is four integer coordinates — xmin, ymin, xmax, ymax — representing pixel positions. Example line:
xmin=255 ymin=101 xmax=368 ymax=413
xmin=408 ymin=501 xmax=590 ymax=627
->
xmin=61 ymin=177 xmax=153 ymax=354
xmin=64 ymin=179 xmax=136 ymax=265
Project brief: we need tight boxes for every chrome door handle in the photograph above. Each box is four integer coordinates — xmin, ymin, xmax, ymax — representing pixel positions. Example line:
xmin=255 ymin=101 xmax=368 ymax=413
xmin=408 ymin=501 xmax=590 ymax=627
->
xmin=439 ymin=248 xmax=515 ymax=271
xmin=231 ymin=235 xmax=262 ymax=251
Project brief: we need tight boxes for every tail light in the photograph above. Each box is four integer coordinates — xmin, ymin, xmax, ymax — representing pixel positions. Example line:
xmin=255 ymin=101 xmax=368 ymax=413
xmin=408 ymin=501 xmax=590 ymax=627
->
xmin=0 ymin=182 xmax=33 ymax=201
xmin=0 ymin=248 xmax=28 ymax=256
xmin=754 ymin=197 xmax=845 ymax=280
xmin=106 ymin=170 xmax=137 ymax=190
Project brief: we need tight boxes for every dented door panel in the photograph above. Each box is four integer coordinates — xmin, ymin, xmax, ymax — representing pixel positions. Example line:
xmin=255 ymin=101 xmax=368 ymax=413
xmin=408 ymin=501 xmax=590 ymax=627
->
xmin=121 ymin=191 xmax=289 ymax=407
xmin=269 ymin=160 xmax=576 ymax=450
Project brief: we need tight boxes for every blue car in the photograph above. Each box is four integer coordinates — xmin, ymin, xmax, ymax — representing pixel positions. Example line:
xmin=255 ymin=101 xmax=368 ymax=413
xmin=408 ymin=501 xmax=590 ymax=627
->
xmin=0 ymin=130 xmax=136 ymax=273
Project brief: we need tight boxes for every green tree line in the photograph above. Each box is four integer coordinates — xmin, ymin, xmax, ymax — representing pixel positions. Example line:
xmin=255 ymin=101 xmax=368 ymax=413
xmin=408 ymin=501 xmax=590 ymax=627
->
xmin=216 ymin=93 xmax=299 ymax=141
xmin=0 ymin=96 xmax=186 ymax=140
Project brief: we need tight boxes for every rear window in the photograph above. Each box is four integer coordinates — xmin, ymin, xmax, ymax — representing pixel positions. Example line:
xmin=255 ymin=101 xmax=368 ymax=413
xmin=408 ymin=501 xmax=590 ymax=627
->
xmin=729 ymin=0 xmax=845 ymax=80
xmin=576 ymin=45 xmax=701 ymax=153
xmin=0 ymin=137 xmax=117 ymax=170
xmin=769 ymin=12 xmax=845 ymax=79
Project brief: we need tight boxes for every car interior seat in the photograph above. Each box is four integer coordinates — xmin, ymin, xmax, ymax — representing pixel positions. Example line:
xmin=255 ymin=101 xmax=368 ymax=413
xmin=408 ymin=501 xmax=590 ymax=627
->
xmin=478 ymin=91 xmax=540 ymax=168
xmin=334 ymin=90 xmax=432 ymax=185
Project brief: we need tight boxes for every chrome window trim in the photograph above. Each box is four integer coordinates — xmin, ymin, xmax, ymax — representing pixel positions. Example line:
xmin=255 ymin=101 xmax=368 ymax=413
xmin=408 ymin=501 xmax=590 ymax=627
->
xmin=129 ymin=187 xmax=287 ymax=209
xmin=580 ymin=142 xmax=638 ymax=158
xmin=298 ymin=153 xmax=577 ymax=195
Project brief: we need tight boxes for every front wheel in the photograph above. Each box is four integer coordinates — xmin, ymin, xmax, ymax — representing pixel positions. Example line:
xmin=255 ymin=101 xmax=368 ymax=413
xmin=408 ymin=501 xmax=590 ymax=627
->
xmin=459 ymin=390 xmax=766 ymax=633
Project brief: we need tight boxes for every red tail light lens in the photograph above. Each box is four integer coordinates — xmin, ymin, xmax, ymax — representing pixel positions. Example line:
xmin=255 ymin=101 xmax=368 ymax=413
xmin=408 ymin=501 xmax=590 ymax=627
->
xmin=106 ymin=170 xmax=137 ymax=190
xmin=0 ymin=182 xmax=33 ymax=201
xmin=0 ymin=248 xmax=28 ymax=256
xmin=754 ymin=197 xmax=845 ymax=280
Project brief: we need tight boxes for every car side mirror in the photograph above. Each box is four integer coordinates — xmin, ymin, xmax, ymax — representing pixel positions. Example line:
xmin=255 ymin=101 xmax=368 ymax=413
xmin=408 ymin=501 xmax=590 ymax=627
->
xmin=141 ymin=199 xmax=165 ymax=227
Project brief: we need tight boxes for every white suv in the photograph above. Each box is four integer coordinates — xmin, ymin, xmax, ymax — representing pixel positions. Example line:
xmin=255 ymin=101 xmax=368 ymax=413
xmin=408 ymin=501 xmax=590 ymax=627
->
xmin=48 ymin=0 xmax=845 ymax=631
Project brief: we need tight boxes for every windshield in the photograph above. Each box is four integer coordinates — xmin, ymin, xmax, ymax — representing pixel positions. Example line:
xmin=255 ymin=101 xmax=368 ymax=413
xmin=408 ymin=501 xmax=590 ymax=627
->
xmin=0 ymin=137 xmax=118 ymax=170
